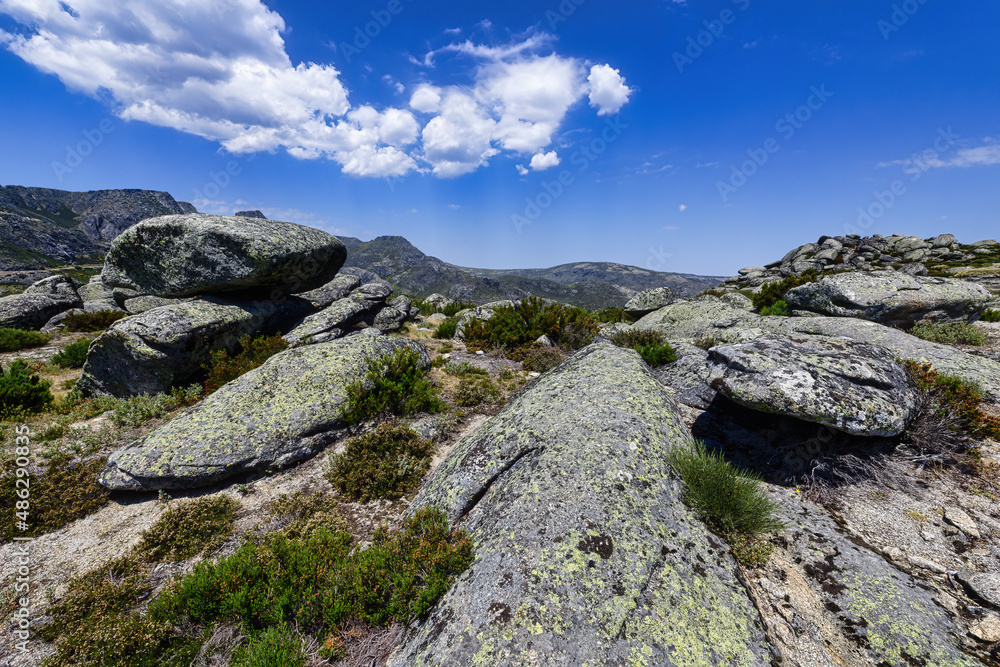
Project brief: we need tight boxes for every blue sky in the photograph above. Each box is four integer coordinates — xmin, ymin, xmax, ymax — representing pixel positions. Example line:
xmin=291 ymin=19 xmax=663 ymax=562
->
xmin=0 ymin=0 xmax=997 ymax=276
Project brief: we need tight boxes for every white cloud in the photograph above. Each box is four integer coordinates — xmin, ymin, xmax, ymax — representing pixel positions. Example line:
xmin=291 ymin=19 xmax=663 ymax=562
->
xmin=0 ymin=4 xmax=633 ymax=178
xmin=878 ymin=140 xmax=1000 ymax=170
xmin=516 ymin=164 xmax=529 ymax=176
xmin=529 ymin=151 xmax=560 ymax=171
xmin=587 ymin=64 xmax=632 ymax=116
xmin=678 ymin=204 xmax=687 ymax=212
xmin=447 ymin=204 xmax=461 ymax=209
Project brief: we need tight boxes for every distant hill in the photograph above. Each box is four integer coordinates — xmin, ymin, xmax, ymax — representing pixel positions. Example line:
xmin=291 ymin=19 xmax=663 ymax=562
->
xmin=339 ymin=235 xmax=725 ymax=310
xmin=0 ymin=185 xmax=195 ymax=269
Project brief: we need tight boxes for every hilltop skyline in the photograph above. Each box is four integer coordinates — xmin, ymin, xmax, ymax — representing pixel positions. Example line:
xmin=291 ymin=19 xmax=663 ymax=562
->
xmin=1 ymin=0 xmax=998 ymax=275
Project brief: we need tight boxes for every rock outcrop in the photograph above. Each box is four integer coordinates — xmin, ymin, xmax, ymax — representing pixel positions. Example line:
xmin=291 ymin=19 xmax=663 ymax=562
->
xmin=784 ymin=271 xmax=991 ymax=327
xmin=624 ymin=286 xmax=678 ymax=317
xmin=390 ymin=342 xmax=775 ymax=666
xmin=101 ymin=214 xmax=347 ymax=298
xmin=0 ymin=275 xmax=82 ymax=329
xmin=711 ymin=333 xmax=917 ymax=436
xmin=98 ymin=336 xmax=429 ymax=491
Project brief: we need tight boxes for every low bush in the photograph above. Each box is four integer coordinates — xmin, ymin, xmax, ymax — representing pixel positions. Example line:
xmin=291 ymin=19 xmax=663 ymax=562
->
xmin=52 ymin=338 xmax=93 ymax=368
xmin=442 ymin=361 xmax=488 ymax=377
xmin=750 ymin=274 xmax=817 ymax=312
xmin=592 ymin=307 xmax=634 ymax=324
xmin=440 ymin=300 xmax=476 ymax=318
xmin=518 ymin=345 xmax=566 ymax=373
xmin=909 ymin=322 xmax=989 ymax=346
xmin=326 ymin=421 xmax=434 ymax=502
xmin=667 ymin=441 xmax=784 ymax=567
xmin=62 ymin=309 xmax=126 ymax=332
xmin=0 ymin=327 xmax=49 ymax=352
xmin=433 ymin=318 xmax=458 ymax=339
xmin=608 ymin=329 xmax=677 ymax=367
xmin=463 ymin=297 xmax=598 ymax=358
xmin=0 ymin=359 xmax=54 ymax=417
xmin=454 ymin=375 xmax=502 ymax=408
xmin=135 ymin=496 xmax=240 ymax=562
xmin=203 ymin=334 xmax=289 ymax=394
xmin=902 ymin=360 xmax=1000 ymax=438
xmin=108 ymin=384 xmax=204 ymax=427
xmin=268 ymin=490 xmax=347 ymax=540
xmin=0 ymin=453 xmax=110 ymax=542
xmin=231 ymin=625 xmax=305 ymax=667
xmin=759 ymin=300 xmax=791 ymax=317
xmin=981 ymin=309 xmax=1000 ymax=323
xmin=341 ymin=347 xmax=445 ymax=425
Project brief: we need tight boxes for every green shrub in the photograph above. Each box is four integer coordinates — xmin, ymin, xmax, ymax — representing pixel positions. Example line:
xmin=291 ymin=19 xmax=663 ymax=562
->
xmin=52 ymin=338 xmax=93 ymax=368
xmin=0 ymin=453 xmax=110 ymax=542
xmin=109 ymin=384 xmax=203 ymax=427
xmin=341 ymin=347 xmax=445 ymax=425
xmin=667 ymin=441 xmax=784 ymax=567
xmin=0 ymin=359 xmax=54 ymax=417
xmin=440 ymin=300 xmax=476 ymax=318
xmin=326 ymin=421 xmax=434 ymax=502
xmin=463 ymin=297 xmax=598 ymax=357
xmin=518 ymin=345 xmax=566 ymax=373
xmin=454 ymin=375 xmax=502 ymax=408
xmin=203 ymin=334 xmax=289 ymax=394
xmin=608 ymin=329 xmax=677 ymax=367
xmin=909 ymin=322 xmax=989 ymax=346
xmin=0 ymin=327 xmax=49 ymax=352
xmin=750 ymin=275 xmax=817 ymax=312
xmin=981 ymin=309 xmax=1000 ymax=323
xmin=902 ymin=360 xmax=1000 ymax=438
xmin=62 ymin=309 xmax=126 ymax=332
xmin=442 ymin=361 xmax=488 ymax=377
xmin=433 ymin=318 xmax=458 ymax=339
xmin=231 ymin=625 xmax=305 ymax=667
xmin=759 ymin=300 xmax=791 ymax=317
xmin=267 ymin=490 xmax=347 ymax=540
xmin=593 ymin=307 xmax=635 ymax=324
xmin=135 ymin=496 xmax=240 ymax=562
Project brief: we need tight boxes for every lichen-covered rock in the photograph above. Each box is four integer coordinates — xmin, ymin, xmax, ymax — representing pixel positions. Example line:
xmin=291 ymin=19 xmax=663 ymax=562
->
xmin=98 ymin=336 xmax=429 ymax=491
xmin=283 ymin=290 xmax=385 ymax=346
xmin=76 ymin=296 xmax=309 ymax=397
xmin=0 ymin=275 xmax=82 ymax=329
xmin=624 ymin=286 xmax=678 ymax=317
xmin=101 ymin=213 xmax=347 ymax=298
xmin=769 ymin=316 xmax=1000 ymax=400
xmin=123 ymin=295 xmax=185 ymax=314
xmin=372 ymin=306 xmax=406 ymax=332
xmin=454 ymin=305 xmax=501 ymax=340
xmin=720 ymin=292 xmax=754 ymax=311
xmin=711 ymin=333 xmax=917 ymax=436
xmin=633 ymin=295 xmax=763 ymax=344
xmin=390 ymin=342 xmax=774 ymax=667
xmin=784 ymin=271 xmax=991 ymax=328
xmin=294 ymin=274 xmax=361 ymax=310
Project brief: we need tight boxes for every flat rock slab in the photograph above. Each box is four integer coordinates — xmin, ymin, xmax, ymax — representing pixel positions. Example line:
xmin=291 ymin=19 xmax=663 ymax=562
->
xmin=390 ymin=342 xmax=774 ymax=667
xmin=624 ymin=286 xmax=677 ymax=317
xmin=0 ymin=275 xmax=82 ymax=329
xmin=633 ymin=295 xmax=764 ymax=344
xmin=959 ymin=572 xmax=1000 ymax=609
xmin=101 ymin=213 xmax=347 ymax=297
xmin=99 ymin=336 xmax=429 ymax=491
xmin=711 ymin=333 xmax=917 ymax=436
xmin=785 ymin=271 xmax=991 ymax=328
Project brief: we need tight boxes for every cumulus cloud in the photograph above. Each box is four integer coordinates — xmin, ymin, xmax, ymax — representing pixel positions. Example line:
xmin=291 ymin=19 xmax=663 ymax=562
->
xmin=515 ymin=164 xmax=529 ymax=176
xmin=0 ymin=2 xmax=633 ymax=178
xmin=529 ymin=151 xmax=560 ymax=170
xmin=587 ymin=64 xmax=632 ymax=116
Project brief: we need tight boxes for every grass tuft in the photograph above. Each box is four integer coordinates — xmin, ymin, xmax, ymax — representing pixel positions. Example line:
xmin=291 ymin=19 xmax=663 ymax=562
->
xmin=134 ymin=495 xmax=240 ymax=562
xmin=909 ymin=321 xmax=989 ymax=346
xmin=326 ymin=421 xmax=434 ymax=502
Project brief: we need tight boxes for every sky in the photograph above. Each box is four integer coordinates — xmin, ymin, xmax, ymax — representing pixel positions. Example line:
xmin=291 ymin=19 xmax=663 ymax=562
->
xmin=0 ymin=1 xmax=998 ymax=276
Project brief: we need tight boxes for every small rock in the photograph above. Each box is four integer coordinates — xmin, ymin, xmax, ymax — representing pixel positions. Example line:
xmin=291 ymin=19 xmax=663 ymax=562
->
xmin=944 ymin=507 xmax=981 ymax=539
xmin=958 ymin=572 xmax=1000 ymax=609
xmin=968 ymin=614 xmax=1000 ymax=643
xmin=908 ymin=556 xmax=947 ymax=574
xmin=528 ymin=371 xmax=540 ymax=377
xmin=475 ymin=350 xmax=484 ymax=356
xmin=535 ymin=334 xmax=554 ymax=347
xmin=443 ymin=353 xmax=451 ymax=359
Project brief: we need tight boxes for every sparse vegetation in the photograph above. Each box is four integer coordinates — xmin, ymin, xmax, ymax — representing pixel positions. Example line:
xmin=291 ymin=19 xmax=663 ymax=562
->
xmin=750 ymin=274 xmax=817 ymax=312
xmin=340 ymin=347 xmax=445 ymax=425
xmin=326 ymin=421 xmax=434 ymax=502
xmin=134 ymin=495 xmax=240 ymax=562
xmin=667 ymin=440 xmax=784 ymax=567
xmin=231 ymin=625 xmax=306 ymax=667
xmin=203 ymin=333 xmax=289 ymax=394
xmin=0 ymin=359 xmax=54 ymax=417
xmin=433 ymin=318 xmax=458 ymax=339
xmin=454 ymin=375 xmax=502 ymax=407
xmin=608 ymin=328 xmax=677 ymax=367
xmin=902 ymin=360 xmax=1000 ymax=438
xmin=759 ymin=299 xmax=791 ymax=317
xmin=106 ymin=384 xmax=204 ymax=427
xmin=62 ymin=309 xmax=127 ymax=332
xmin=0 ymin=327 xmax=49 ymax=352
xmin=592 ymin=307 xmax=634 ymax=324
xmin=51 ymin=338 xmax=93 ymax=368
xmin=517 ymin=344 xmax=566 ymax=373
xmin=909 ymin=321 xmax=989 ymax=346
xmin=980 ymin=309 xmax=1000 ymax=323
xmin=463 ymin=297 xmax=598 ymax=359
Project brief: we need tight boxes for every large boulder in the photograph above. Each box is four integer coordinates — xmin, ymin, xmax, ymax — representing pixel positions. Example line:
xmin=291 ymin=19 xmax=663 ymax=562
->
xmin=710 ymin=333 xmax=917 ymax=436
xmin=98 ymin=337 xmax=429 ymax=491
xmin=633 ymin=295 xmax=763 ymax=344
xmin=76 ymin=296 xmax=309 ymax=397
xmin=624 ymin=286 xmax=678 ymax=318
xmin=784 ymin=271 xmax=991 ymax=328
xmin=0 ymin=275 xmax=82 ymax=330
xmin=283 ymin=282 xmax=393 ymax=345
xmin=101 ymin=213 xmax=347 ymax=298
xmin=389 ymin=343 xmax=774 ymax=666
xmin=294 ymin=274 xmax=361 ymax=310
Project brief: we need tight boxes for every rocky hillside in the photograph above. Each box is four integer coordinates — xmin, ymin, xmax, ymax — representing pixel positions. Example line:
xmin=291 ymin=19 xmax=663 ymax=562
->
xmin=0 ymin=185 xmax=195 ymax=270
xmin=340 ymin=235 xmax=724 ymax=309
xmin=2 ymin=221 xmax=1000 ymax=666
